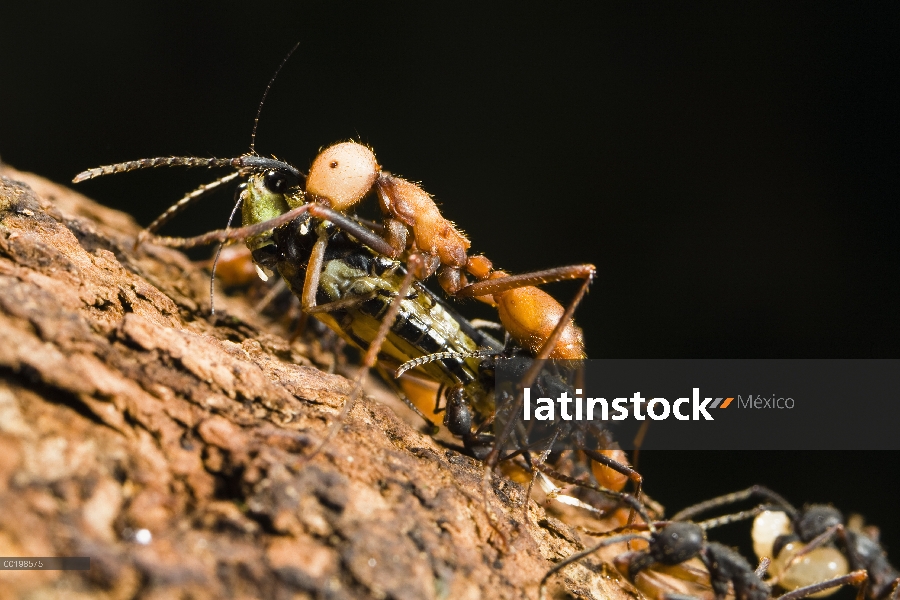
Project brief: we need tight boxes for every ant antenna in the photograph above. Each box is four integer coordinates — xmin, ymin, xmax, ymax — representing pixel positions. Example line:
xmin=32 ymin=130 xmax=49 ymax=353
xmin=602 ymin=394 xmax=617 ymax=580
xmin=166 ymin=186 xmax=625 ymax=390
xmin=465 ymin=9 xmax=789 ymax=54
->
xmin=250 ymin=41 xmax=302 ymax=155
xmin=209 ymin=192 xmax=244 ymax=315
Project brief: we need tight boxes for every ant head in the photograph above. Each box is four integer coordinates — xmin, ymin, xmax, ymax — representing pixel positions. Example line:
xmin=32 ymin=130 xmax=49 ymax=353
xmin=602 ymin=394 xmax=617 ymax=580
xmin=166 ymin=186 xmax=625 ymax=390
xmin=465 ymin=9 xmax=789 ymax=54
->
xmin=306 ymin=142 xmax=379 ymax=211
xmin=650 ymin=522 xmax=705 ymax=566
xmin=795 ymin=505 xmax=844 ymax=542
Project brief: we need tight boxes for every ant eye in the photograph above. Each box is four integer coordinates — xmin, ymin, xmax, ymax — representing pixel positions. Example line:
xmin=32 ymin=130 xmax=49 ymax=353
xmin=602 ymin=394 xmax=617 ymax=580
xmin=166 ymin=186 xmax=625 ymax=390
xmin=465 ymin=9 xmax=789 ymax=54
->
xmin=264 ymin=170 xmax=289 ymax=193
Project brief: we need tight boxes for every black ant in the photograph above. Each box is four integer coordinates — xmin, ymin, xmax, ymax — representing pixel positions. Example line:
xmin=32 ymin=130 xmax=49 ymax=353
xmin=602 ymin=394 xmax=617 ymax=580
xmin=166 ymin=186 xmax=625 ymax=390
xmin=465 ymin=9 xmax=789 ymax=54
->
xmin=540 ymin=514 xmax=866 ymax=600
xmin=669 ymin=486 xmax=900 ymax=600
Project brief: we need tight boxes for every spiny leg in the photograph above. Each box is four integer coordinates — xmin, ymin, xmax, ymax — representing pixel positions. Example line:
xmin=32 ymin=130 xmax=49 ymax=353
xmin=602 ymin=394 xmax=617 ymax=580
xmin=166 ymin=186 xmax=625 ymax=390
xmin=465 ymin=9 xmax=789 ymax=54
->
xmin=394 ymin=349 xmax=498 ymax=379
xmin=138 ymin=201 xmax=399 ymax=255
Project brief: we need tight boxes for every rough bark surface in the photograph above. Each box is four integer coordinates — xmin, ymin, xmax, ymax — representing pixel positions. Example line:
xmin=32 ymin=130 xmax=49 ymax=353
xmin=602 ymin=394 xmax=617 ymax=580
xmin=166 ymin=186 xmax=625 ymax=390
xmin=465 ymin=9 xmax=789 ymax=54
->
xmin=0 ymin=165 xmax=637 ymax=600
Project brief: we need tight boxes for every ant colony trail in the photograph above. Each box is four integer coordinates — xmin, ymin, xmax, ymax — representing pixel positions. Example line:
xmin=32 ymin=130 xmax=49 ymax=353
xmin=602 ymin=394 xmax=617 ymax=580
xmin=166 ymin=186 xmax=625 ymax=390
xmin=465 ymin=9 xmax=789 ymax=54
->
xmin=71 ymin=47 xmax=899 ymax=600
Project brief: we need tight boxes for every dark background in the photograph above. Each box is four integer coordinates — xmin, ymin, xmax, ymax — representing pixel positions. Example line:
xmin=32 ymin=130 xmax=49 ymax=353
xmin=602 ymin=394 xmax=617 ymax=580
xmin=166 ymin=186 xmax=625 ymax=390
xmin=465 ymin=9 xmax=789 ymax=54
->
xmin=2 ymin=2 xmax=898 ymax=583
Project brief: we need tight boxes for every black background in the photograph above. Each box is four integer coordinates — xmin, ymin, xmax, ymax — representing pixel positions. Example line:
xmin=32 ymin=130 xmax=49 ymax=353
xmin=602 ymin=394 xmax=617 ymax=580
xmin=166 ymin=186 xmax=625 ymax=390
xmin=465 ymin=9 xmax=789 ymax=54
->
xmin=2 ymin=2 xmax=898 ymax=582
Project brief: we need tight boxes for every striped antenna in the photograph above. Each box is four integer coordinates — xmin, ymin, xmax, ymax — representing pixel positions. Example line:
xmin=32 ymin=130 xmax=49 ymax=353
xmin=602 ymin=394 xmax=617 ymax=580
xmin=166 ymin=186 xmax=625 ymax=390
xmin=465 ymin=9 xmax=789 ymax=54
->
xmin=73 ymin=155 xmax=304 ymax=184
xmin=73 ymin=157 xmax=244 ymax=183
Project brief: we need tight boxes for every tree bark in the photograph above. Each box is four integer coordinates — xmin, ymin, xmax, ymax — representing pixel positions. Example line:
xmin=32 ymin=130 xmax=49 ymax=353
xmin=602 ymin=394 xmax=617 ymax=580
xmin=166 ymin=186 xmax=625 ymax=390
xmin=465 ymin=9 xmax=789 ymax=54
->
xmin=0 ymin=165 xmax=634 ymax=600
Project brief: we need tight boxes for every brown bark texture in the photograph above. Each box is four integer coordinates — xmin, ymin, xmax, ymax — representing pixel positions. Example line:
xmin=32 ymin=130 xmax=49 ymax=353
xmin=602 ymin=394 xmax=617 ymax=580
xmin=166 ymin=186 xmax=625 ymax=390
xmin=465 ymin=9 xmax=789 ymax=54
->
xmin=0 ymin=165 xmax=637 ymax=600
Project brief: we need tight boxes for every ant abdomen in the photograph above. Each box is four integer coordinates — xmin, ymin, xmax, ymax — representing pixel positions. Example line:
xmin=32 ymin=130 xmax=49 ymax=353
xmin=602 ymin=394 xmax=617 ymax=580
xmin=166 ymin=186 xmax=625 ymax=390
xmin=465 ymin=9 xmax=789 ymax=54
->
xmin=493 ymin=281 xmax=585 ymax=360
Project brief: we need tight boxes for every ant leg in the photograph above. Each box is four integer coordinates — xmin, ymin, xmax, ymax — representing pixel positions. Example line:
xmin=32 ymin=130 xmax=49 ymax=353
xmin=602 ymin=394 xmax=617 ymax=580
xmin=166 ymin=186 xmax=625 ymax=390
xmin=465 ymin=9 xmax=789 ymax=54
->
xmin=670 ymin=485 xmax=798 ymax=522
xmin=353 ymin=216 xmax=386 ymax=236
xmin=539 ymin=533 xmax=649 ymax=600
xmin=585 ymin=421 xmax=641 ymax=495
xmin=305 ymin=204 xmax=396 ymax=258
xmin=136 ymin=197 xmax=395 ymax=258
xmin=580 ymin=422 xmax=643 ymax=525
xmin=583 ymin=436 xmax=639 ymax=492
xmin=515 ymin=446 xmax=540 ymax=521
xmin=776 ymin=570 xmax=868 ymax=600
xmin=139 ymin=203 xmax=314 ymax=248
xmin=455 ymin=264 xmax=597 ymax=299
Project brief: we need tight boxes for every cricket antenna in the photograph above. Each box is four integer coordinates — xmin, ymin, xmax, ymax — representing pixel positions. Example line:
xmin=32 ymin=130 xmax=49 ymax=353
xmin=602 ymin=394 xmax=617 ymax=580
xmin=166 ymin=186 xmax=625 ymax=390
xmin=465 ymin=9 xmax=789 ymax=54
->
xmin=250 ymin=41 xmax=302 ymax=155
